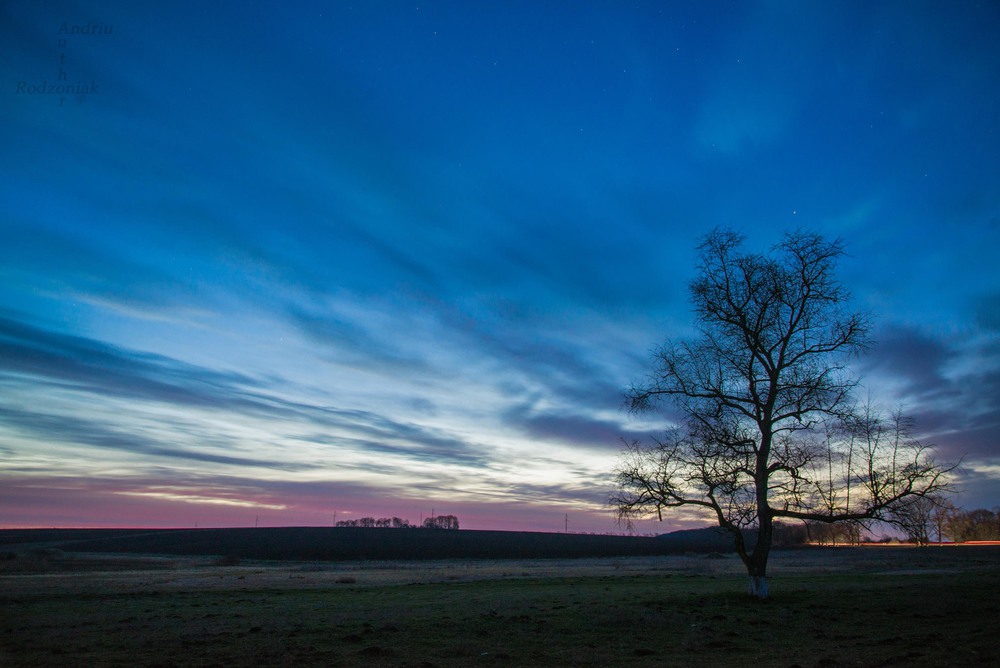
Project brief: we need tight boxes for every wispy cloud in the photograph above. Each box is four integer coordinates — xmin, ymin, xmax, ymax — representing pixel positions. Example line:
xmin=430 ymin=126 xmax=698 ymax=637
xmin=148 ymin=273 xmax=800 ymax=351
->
xmin=0 ymin=404 xmax=313 ymax=471
xmin=0 ymin=313 xmax=264 ymax=410
xmin=115 ymin=489 xmax=288 ymax=510
xmin=864 ymin=325 xmax=1000 ymax=460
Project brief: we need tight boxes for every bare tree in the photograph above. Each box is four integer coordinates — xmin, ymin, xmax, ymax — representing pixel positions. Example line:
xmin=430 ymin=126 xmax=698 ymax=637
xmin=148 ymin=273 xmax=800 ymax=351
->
xmin=929 ymin=498 xmax=956 ymax=543
xmin=422 ymin=514 xmax=460 ymax=530
xmin=947 ymin=508 xmax=1000 ymax=542
xmin=804 ymin=520 xmax=861 ymax=545
xmin=612 ymin=229 xmax=953 ymax=598
xmin=890 ymin=495 xmax=938 ymax=545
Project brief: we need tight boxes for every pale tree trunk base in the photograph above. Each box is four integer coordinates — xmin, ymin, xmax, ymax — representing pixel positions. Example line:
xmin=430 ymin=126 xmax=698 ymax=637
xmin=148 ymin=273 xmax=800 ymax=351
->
xmin=748 ymin=575 xmax=768 ymax=599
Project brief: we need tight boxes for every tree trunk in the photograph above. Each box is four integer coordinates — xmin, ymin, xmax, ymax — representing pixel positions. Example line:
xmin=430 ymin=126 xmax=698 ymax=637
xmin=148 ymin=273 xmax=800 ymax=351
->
xmin=748 ymin=574 xmax=768 ymax=599
xmin=746 ymin=515 xmax=773 ymax=600
xmin=732 ymin=522 xmax=772 ymax=599
xmin=748 ymin=435 xmax=774 ymax=600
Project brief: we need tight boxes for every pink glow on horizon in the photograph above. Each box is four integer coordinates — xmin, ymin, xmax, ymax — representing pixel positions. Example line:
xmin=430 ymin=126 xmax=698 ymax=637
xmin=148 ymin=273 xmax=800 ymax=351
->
xmin=0 ymin=475 xmax=675 ymax=534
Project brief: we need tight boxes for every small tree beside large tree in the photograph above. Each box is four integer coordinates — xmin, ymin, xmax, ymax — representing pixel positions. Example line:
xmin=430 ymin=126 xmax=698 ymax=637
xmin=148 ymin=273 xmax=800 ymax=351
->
xmin=612 ymin=229 xmax=953 ymax=599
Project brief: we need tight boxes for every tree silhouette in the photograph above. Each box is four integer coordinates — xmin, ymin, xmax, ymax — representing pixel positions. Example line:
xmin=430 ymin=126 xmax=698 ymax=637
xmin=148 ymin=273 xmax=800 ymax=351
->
xmin=946 ymin=508 xmax=1000 ymax=542
xmin=890 ymin=494 xmax=947 ymax=545
xmin=612 ymin=229 xmax=953 ymax=598
xmin=422 ymin=514 xmax=460 ymax=530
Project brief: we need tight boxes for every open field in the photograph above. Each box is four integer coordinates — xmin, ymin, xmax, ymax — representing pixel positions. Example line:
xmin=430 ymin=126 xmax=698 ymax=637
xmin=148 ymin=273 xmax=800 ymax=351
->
xmin=0 ymin=527 xmax=734 ymax=561
xmin=2 ymin=543 xmax=999 ymax=667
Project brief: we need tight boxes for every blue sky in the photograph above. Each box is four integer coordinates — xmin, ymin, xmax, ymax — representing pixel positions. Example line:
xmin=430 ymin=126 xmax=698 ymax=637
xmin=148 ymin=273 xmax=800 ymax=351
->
xmin=2 ymin=1 xmax=999 ymax=532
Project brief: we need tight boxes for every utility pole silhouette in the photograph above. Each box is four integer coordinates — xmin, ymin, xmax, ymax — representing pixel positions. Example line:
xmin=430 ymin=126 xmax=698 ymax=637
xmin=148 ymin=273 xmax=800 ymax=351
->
xmin=565 ymin=514 xmax=569 ymax=533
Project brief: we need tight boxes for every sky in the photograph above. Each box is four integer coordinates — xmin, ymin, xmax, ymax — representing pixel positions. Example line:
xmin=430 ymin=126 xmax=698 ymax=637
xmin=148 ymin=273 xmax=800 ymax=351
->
xmin=2 ymin=1 xmax=999 ymax=534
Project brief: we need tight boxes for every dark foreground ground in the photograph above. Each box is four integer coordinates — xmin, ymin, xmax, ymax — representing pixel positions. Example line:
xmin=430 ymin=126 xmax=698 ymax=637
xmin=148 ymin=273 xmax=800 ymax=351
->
xmin=1 ymin=536 xmax=998 ymax=667
xmin=0 ymin=526 xmax=737 ymax=561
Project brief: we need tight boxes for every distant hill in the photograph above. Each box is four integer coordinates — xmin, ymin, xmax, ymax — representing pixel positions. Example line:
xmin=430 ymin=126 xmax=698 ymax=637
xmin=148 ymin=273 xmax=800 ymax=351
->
xmin=0 ymin=526 xmax=740 ymax=561
xmin=654 ymin=526 xmax=739 ymax=551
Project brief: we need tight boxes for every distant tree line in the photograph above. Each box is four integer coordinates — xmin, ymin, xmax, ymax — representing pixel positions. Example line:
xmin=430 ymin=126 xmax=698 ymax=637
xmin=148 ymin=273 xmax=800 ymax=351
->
xmin=886 ymin=498 xmax=1000 ymax=545
xmin=421 ymin=514 xmax=460 ymax=530
xmin=335 ymin=517 xmax=414 ymax=528
xmin=334 ymin=515 xmax=460 ymax=530
xmin=747 ymin=521 xmax=863 ymax=547
xmin=940 ymin=506 xmax=1000 ymax=543
xmin=763 ymin=503 xmax=1000 ymax=546
xmin=803 ymin=521 xmax=862 ymax=546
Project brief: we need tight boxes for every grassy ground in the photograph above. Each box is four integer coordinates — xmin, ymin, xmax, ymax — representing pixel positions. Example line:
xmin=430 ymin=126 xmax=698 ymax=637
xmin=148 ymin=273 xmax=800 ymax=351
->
xmin=2 ymin=549 xmax=998 ymax=667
